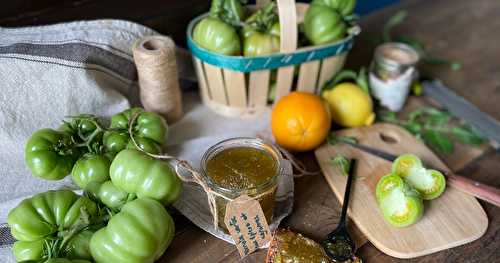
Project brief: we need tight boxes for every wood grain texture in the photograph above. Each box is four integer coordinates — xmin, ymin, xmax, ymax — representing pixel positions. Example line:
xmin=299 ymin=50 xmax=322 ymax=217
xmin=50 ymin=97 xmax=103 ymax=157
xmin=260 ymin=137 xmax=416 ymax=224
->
xmin=3 ymin=0 xmax=500 ymax=261
xmin=315 ymin=123 xmax=488 ymax=258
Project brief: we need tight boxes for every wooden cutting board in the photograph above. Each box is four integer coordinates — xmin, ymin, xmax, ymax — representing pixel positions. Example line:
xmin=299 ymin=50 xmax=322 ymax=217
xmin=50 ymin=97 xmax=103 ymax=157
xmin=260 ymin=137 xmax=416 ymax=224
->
xmin=314 ymin=123 xmax=488 ymax=259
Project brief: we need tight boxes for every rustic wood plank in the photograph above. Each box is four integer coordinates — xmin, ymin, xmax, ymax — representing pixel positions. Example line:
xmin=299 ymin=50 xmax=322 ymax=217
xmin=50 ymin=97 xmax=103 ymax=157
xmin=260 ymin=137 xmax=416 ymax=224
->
xmin=223 ymin=69 xmax=247 ymax=107
xmin=297 ymin=60 xmax=320 ymax=93
xmin=204 ymin=63 xmax=227 ymax=105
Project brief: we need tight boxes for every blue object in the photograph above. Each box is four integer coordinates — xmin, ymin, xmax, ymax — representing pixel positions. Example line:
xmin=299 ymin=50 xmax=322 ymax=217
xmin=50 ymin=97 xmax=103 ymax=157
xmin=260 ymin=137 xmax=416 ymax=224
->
xmin=187 ymin=14 xmax=356 ymax=73
xmin=354 ymin=0 xmax=401 ymax=15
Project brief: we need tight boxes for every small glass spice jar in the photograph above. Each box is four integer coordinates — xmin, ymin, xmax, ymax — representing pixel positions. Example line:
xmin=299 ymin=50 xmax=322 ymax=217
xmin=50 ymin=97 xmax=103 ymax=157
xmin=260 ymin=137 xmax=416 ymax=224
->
xmin=201 ymin=137 xmax=282 ymax=232
xmin=369 ymin=42 xmax=420 ymax=111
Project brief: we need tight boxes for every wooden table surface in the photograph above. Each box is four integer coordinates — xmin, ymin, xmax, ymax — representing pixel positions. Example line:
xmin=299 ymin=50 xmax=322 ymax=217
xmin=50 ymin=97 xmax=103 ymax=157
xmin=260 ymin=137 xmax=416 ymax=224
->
xmin=161 ymin=0 xmax=500 ymax=262
xmin=3 ymin=0 xmax=499 ymax=262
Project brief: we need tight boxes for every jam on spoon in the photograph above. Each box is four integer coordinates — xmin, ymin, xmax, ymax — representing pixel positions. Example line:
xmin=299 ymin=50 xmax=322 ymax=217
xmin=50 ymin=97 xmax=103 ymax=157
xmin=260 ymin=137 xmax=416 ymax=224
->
xmin=322 ymin=160 xmax=357 ymax=262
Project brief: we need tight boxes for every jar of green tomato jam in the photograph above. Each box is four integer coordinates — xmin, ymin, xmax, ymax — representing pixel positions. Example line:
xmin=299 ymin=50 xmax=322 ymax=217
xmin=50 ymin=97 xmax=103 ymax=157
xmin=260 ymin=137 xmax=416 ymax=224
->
xmin=201 ymin=137 xmax=282 ymax=232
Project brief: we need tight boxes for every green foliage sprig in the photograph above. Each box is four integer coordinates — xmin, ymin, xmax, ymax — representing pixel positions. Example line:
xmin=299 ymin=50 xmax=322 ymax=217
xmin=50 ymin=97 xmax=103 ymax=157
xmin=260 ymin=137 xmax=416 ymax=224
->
xmin=380 ymin=107 xmax=485 ymax=154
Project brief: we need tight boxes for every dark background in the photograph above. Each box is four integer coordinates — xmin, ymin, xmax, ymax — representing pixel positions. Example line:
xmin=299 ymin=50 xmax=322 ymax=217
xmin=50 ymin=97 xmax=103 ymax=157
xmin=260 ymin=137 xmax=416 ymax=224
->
xmin=0 ymin=0 xmax=399 ymax=46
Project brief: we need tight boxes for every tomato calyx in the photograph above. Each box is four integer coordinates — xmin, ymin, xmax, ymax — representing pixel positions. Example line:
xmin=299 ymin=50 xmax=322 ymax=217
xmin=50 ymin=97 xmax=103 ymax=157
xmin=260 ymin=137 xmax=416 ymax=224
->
xmin=209 ymin=0 xmax=246 ymax=27
xmin=243 ymin=2 xmax=278 ymax=35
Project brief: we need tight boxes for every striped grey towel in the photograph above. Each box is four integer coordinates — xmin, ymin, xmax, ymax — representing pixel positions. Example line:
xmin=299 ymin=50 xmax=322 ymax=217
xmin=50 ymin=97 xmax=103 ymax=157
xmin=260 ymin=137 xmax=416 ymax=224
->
xmin=0 ymin=19 xmax=153 ymax=261
xmin=0 ymin=19 xmax=294 ymax=261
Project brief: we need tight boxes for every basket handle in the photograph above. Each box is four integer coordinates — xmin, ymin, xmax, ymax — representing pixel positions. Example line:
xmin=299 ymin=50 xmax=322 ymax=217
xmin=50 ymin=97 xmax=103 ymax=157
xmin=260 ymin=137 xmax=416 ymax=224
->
xmin=256 ymin=0 xmax=298 ymax=53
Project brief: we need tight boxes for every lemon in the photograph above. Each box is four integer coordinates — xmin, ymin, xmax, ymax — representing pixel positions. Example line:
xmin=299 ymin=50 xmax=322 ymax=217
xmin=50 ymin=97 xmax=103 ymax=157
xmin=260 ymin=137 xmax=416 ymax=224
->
xmin=322 ymin=83 xmax=376 ymax=127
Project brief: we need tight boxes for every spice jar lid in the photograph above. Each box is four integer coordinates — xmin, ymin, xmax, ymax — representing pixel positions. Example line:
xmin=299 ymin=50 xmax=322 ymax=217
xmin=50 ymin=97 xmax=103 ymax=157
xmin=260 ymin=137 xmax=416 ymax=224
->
xmin=374 ymin=42 xmax=420 ymax=73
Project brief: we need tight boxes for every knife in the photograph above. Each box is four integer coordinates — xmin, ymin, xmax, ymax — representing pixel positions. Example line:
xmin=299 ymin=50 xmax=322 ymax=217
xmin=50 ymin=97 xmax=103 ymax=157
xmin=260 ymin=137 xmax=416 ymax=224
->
xmin=343 ymin=141 xmax=500 ymax=207
xmin=422 ymin=80 xmax=500 ymax=148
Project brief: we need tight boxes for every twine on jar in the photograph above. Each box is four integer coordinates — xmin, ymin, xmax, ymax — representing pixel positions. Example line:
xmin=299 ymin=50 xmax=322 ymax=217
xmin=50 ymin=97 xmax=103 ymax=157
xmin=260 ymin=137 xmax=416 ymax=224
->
xmin=127 ymin=113 xmax=276 ymax=229
xmin=132 ymin=35 xmax=183 ymax=124
xmin=256 ymin=133 xmax=320 ymax=178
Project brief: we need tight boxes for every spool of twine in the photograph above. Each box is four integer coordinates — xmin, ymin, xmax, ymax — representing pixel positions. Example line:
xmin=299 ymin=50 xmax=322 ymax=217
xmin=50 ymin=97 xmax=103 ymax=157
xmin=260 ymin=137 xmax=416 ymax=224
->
xmin=132 ymin=35 xmax=183 ymax=123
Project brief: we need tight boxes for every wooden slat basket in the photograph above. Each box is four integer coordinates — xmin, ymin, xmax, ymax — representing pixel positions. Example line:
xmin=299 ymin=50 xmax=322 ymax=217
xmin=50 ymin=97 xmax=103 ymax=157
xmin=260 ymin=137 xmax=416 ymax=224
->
xmin=187 ymin=0 xmax=359 ymax=118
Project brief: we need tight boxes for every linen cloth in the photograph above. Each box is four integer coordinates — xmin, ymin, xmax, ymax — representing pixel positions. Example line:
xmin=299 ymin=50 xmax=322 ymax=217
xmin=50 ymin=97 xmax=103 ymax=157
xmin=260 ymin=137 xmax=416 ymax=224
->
xmin=0 ymin=20 xmax=294 ymax=261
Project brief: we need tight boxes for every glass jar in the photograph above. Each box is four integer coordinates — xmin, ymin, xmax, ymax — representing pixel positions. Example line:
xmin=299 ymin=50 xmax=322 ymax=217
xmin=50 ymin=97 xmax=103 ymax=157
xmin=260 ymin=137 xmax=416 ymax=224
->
xmin=201 ymin=137 xmax=282 ymax=232
xmin=369 ymin=42 xmax=420 ymax=111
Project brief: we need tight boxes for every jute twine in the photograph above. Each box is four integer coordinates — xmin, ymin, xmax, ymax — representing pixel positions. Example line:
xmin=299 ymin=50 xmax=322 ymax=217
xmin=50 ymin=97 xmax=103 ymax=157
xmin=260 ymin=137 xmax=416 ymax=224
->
xmin=132 ymin=35 xmax=183 ymax=124
xmin=128 ymin=114 xmax=276 ymax=229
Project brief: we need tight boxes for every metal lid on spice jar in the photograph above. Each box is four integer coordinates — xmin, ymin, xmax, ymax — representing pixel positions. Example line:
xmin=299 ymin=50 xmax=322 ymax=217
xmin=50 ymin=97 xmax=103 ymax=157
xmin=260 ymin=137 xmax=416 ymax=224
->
xmin=373 ymin=42 xmax=420 ymax=76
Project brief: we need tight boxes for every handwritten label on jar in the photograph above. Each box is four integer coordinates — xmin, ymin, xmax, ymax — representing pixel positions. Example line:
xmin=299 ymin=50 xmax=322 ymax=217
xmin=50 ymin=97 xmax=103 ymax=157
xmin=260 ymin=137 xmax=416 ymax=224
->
xmin=224 ymin=195 xmax=271 ymax=257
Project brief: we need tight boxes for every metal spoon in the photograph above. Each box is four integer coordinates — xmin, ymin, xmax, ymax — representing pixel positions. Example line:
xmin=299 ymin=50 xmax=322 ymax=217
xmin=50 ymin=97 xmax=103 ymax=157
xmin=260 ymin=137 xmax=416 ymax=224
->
xmin=322 ymin=159 xmax=357 ymax=262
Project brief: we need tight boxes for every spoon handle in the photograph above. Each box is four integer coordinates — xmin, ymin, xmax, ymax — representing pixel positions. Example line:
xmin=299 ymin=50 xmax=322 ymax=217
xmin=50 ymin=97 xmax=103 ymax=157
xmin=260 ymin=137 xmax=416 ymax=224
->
xmin=338 ymin=159 xmax=356 ymax=228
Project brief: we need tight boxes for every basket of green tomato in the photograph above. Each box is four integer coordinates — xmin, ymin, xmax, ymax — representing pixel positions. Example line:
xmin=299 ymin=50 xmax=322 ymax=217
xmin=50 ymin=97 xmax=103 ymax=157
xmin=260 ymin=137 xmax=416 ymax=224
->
xmin=187 ymin=0 xmax=359 ymax=118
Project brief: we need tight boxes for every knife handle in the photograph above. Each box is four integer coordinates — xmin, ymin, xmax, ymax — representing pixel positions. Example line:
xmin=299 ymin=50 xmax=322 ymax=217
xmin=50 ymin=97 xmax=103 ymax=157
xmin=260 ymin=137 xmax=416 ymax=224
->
xmin=447 ymin=173 xmax=500 ymax=207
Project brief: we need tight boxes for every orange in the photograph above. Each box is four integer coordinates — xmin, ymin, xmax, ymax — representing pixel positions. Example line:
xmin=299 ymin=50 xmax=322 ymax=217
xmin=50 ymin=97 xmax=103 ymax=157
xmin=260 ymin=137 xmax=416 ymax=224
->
xmin=271 ymin=92 xmax=331 ymax=152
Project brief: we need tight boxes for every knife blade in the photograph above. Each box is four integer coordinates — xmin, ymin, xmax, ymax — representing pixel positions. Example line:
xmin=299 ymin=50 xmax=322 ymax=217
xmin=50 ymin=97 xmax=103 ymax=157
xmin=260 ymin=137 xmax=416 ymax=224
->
xmin=422 ymin=80 xmax=500 ymax=148
xmin=341 ymin=141 xmax=500 ymax=207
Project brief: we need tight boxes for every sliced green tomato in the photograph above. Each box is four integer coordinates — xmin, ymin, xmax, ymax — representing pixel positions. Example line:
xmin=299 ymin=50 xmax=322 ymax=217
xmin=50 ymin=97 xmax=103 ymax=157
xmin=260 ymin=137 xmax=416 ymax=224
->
xmin=375 ymin=173 xmax=405 ymax=203
xmin=392 ymin=154 xmax=423 ymax=178
xmin=378 ymin=183 xmax=424 ymax=227
xmin=12 ymin=239 xmax=44 ymax=262
xmin=404 ymin=168 xmax=446 ymax=200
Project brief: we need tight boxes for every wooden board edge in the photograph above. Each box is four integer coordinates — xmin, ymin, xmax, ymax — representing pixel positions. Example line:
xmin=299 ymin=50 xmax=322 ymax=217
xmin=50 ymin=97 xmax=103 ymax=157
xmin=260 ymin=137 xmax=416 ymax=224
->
xmin=314 ymin=138 xmax=490 ymax=259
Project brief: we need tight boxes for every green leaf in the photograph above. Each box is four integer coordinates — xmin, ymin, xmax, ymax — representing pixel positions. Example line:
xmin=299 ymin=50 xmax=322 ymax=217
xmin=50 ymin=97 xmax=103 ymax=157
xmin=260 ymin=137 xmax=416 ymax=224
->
xmin=332 ymin=70 xmax=358 ymax=86
xmin=327 ymin=134 xmax=358 ymax=146
xmin=382 ymin=10 xmax=408 ymax=42
xmin=379 ymin=111 xmax=399 ymax=123
xmin=356 ymin=67 xmax=370 ymax=94
xmin=395 ymin=36 xmax=427 ymax=56
xmin=451 ymin=126 xmax=485 ymax=146
xmin=422 ymin=130 xmax=454 ymax=154
xmin=402 ymin=122 xmax=422 ymax=135
xmin=331 ymin=155 xmax=351 ymax=176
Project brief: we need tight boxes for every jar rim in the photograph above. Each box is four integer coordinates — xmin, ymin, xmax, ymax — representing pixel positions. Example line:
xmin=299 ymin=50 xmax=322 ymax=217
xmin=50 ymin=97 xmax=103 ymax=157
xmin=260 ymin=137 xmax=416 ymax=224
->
xmin=374 ymin=42 xmax=420 ymax=71
xmin=200 ymin=137 xmax=282 ymax=197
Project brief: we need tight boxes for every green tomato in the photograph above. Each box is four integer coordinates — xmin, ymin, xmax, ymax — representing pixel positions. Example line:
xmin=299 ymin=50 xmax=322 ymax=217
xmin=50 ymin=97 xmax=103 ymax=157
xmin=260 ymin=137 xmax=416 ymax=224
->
xmin=12 ymin=239 xmax=44 ymax=262
xmin=401 ymin=168 xmax=446 ymax=200
xmin=392 ymin=154 xmax=446 ymax=200
xmin=90 ymin=198 xmax=175 ymax=263
xmin=66 ymin=230 xmax=94 ymax=260
xmin=86 ymin=181 xmax=129 ymax=210
xmin=110 ymin=149 xmax=182 ymax=206
xmin=111 ymin=108 xmax=168 ymax=146
xmin=312 ymin=0 xmax=357 ymax=16
xmin=45 ymin=259 xmax=91 ymax=263
xmin=25 ymin=129 xmax=80 ymax=180
xmin=391 ymin=154 xmax=423 ymax=177
xmin=71 ymin=154 xmax=110 ymax=189
xmin=7 ymin=190 xmax=98 ymax=242
xmin=103 ymin=131 xmax=129 ymax=154
xmin=376 ymin=174 xmax=424 ymax=227
xmin=193 ymin=17 xmax=241 ymax=55
xmin=304 ymin=4 xmax=347 ymax=45
xmin=243 ymin=31 xmax=280 ymax=57
xmin=126 ymin=136 xmax=162 ymax=155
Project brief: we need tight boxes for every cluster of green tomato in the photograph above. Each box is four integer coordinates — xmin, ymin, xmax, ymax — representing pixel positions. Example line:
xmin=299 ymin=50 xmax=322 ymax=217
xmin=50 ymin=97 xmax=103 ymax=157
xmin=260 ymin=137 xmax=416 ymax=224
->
xmin=192 ymin=0 xmax=356 ymax=57
xmin=8 ymin=108 xmax=183 ymax=263
xmin=376 ymin=154 xmax=446 ymax=227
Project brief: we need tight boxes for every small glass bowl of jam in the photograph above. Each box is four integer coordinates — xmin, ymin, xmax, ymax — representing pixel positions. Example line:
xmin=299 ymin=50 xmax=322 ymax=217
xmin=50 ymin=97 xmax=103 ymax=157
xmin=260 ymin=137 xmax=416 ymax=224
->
xmin=201 ymin=137 xmax=282 ymax=232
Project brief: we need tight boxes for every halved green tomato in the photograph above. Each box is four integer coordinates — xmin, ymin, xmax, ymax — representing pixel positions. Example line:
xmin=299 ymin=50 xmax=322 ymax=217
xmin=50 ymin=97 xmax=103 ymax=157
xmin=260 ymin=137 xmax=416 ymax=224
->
xmin=403 ymin=168 xmax=446 ymax=200
xmin=376 ymin=174 xmax=424 ymax=227
xmin=375 ymin=173 xmax=405 ymax=203
xmin=392 ymin=154 xmax=423 ymax=177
